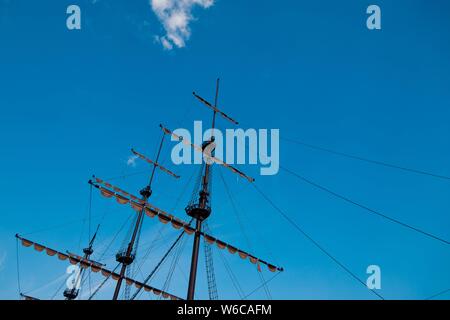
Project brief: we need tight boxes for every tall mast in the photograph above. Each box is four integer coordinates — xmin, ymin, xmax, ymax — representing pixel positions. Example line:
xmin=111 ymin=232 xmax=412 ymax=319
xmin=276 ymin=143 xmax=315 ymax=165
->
xmin=112 ymin=132 xmax=166 ymax=300
xmin=161 ymin=83 xmax=279 ymax=301
xmin=186 ymin=79 xmax=220 ymax=300
xmin=17 ymin=80 xmax=283 ymax=302
xmin=63 ymin=224 xmax=100 ymax=300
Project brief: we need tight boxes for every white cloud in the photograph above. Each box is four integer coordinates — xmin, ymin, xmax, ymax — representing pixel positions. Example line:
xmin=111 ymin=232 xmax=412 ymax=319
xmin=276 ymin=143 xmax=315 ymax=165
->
xmin=150 ymin=0 xmax=214 ymax=50
xmin=127 ymin=155 xmax=139 ymax=167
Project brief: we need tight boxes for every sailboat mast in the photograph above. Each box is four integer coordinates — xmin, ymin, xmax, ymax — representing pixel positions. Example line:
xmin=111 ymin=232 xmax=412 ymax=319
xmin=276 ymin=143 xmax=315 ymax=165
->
xmin=186 ymin=79 xmax=220 ymax=300
xmin=112 ymin=132 xmax=166 ymax=300
xmin=64 ymin=224 xmax=99 ymax=300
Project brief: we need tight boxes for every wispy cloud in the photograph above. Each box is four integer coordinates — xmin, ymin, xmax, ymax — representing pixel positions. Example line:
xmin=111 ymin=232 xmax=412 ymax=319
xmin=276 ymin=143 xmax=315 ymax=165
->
xmin=126 ymin=155 xmax=139 ymax=167
xmin=150 ymin=0 xmax=214 ymax=50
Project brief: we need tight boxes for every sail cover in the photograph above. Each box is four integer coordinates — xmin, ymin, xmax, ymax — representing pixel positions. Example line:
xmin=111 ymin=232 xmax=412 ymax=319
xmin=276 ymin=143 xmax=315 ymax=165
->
xmin=15 ymin=234 xmax=181 ymax=300
xmin=91 ymin=181 xmax=284 ymax=273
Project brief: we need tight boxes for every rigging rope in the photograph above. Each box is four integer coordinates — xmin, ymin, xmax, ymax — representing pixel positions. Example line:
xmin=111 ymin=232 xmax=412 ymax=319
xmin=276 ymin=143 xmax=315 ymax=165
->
xmin=130 ymin=220 xmax=192 ymax=300
xmin=242 ymin=272 xmax=281 ymax=300
xmin=170 ymin=165 xmax=197 ymax=212
xmin=88 ymin=182 xmax=93 ymax=245
xmin=425 ymin=287 xmax=450 ymax=300
xmin=281 ymin=137 xmax=450 ymax=181
xmin=16 ymin=237 xmax=21 ymax=297
xmin=22 ymin=272 xmax=67 ymax=299
xmin=159 ymin=230 xmax=187 ymax=300
xmin=88 ymin=263 xmax=121 ymax=300
xmin=78 ymin=183 xmax=95 ymax=251
xmin=50 ymin=277 xmax=69 ymax=300
xmin=134 ymin=240 xmax=181 ymax=300
xmin=203 ymin=221 xmax=219 ymax=300
xmin=281 ymin=166 xmax=450 ymax=246
xmin=135 ymin=264 xmax=156 ymax=300
xmin=96 ymin=213 xmax=133 ymax=262
xmin=160 ymin=235 xmax=187 ymax=300
xmin=134 ymin=225 xmax=168 ymax=277
xmin=218 ymin=168 xmax=252 ymax=249
xmin=257 ymin=269 xmax=272 ymax=300
xmin=218 ymin=167 xmax=272 ymax=299
xmin=216 ymin=246 xmax=245 ymax=299
xmin=88 ymin=182 xmax=93 ymax=296
xmin=252 ymin=183 xmax=385 ymax=300
xmin=130 ymin=166 xmax=198 ymax=284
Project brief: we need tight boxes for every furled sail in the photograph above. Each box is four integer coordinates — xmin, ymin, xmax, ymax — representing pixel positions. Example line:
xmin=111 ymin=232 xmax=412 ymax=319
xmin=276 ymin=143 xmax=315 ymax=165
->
xmin=91 ymin=180 xmax=196 ymax=234
xmin=16 ymin=234 xmax=103 ymax=267
xmin=90 ymin=181 xmax=283 ymax=273
xmin=199 ymin=230 xmax=283 ymax=273
xmin=15 ymin=234 xmax=181 ymax=300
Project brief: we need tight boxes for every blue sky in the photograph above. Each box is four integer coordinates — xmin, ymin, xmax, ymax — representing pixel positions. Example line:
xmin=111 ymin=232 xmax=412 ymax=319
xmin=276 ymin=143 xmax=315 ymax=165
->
xmin=1 ymin=0 xmax=450 ymax=300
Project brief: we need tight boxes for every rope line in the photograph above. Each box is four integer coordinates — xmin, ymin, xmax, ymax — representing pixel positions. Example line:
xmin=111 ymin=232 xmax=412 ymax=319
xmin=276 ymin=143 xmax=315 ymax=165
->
xmin=160 ymin=234 xmax=188 ymax=299
xmin=252 ymin=183 xmax=385 ymax=300
xmin=216 ymin=246 xmax=245 ymax=299
xmin=257 ymin=270 xmax=272 ymax=300
xmin=281 ymin=166 xmax=450 ymax=246
xmin=88 ymin=182 xmax=93 ymax=296
xmin=96 ymin=213 xmax=133 ymax=262
xmin=131 ymin=220 xmax=192 ymax=300
xmin=50 ymin=277 xmax=69 ymax=300
xmin=16 ymin=237 xmax=21 ymax=298
xmin=218 ymin=167 xmax=272 ymax=299
xmin=242 ymin=272 xmax=281 ymax=300
xmin=88 ymin=263 xmax=121 ymax=300
xmin=281 ymin=137 xmax=450 ymax=181
xmin=425 ymin=287 xmax=450 ymax=300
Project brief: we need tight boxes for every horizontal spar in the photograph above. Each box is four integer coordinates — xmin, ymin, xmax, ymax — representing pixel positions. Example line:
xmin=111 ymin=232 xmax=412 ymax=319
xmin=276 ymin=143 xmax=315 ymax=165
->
xmin=90 ymin=177 xmax=144 ymax=203
xmin=15 ymin=234 xmax=103 ymax=267
xmin=91 ymin=180 xmax=281 ymax=272
xmin=15 ymin=234 xmax=181 ymax=300
xmin=160 ymin=125 xmax=255 ymax=183
xmin=193 ymin=92 xmax=239 ymax=125
xmin=131 ymin=148 xmax=180 ymax=179
xmin=199 ymin=231 xmax=284 ymax=273
xmin=91 ymin=179 xmax=195 ymax=231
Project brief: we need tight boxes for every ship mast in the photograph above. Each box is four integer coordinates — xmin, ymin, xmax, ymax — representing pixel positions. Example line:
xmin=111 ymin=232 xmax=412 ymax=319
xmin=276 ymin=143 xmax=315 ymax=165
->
xmin=112 ymin=132 xmax=166 ymax=300
xmin=64 ymin=224 xmax=99 ymax=300
xmin=185 ymin=79 xmax=220 ymax=300
xmin=16 ymin=80 xmax=283 ymax=301
xmin=159 ymin=79 xmax=283 ymax=300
